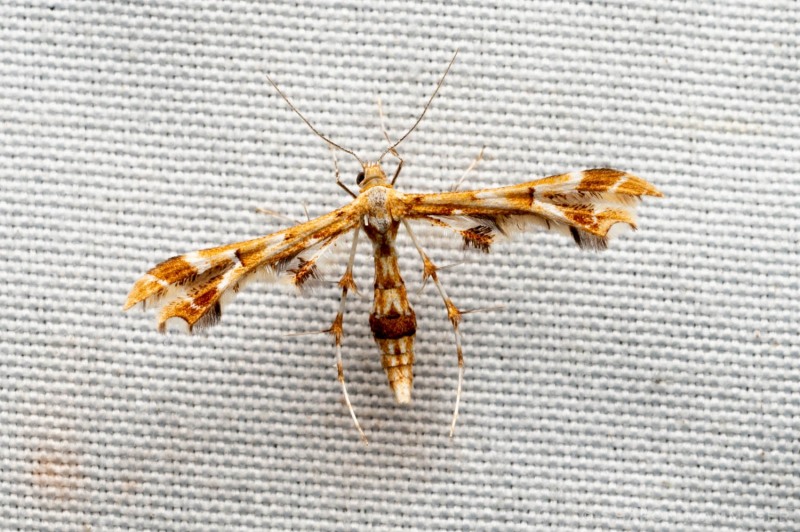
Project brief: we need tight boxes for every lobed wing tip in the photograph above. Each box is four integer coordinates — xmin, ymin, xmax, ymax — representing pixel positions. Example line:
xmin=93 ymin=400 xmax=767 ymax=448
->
xmin=123 ymin=274 xmax=167 ymax=311
xmin=606 ymin=221 xmax=637 ymax=239
xmin=157 ymin=315 xmax=192 ymax=335
xmin=122 ymin=290 xmax=143 ymax=311
xmin=123 ymin=280 xmax=149 ymax=310
xmin=622 ymin=172 xmax=664 ymax=198
xmin=577 ymin=168 xmax=663 ymax=199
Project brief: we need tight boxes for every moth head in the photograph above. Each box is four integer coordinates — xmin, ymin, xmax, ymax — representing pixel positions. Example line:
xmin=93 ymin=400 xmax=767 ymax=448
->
xmin=357 ymin=162 xmax=389 ymax=189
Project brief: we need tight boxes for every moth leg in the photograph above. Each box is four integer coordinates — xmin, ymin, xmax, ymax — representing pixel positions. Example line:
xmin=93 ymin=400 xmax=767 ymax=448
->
xmin=377 ymin=96 xmax=405 ymax=185
xmin=329 ymin=146 xmax=357 ymax=198
xmin=402 ymin=220 xmax=464 ymax=438
xmin=255 ymin=207 xmax=302 ymax=225
xmin=389 ymin=150 xmax=404 ymax=186
xmin=256 ymin=201 xmax=311 ymax=223
xmin=329 ymin=226 xmax=368 ymax=445
xmin=450 ymin=146 xmax=486 ymax=191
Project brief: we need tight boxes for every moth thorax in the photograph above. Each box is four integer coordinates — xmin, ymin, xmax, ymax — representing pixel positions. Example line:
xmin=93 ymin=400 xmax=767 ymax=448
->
xmin=365 ymin=186 xmax=392 ymax=233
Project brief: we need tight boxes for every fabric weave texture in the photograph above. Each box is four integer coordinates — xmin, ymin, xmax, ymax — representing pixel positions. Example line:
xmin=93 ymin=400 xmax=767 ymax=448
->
xmin=1 ymin=1 xmax=798 ymax=530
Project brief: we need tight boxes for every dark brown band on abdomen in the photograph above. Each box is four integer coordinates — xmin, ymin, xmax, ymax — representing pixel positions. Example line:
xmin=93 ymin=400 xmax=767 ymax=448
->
xmin=369 ymin=309 xmax=417 ymax=340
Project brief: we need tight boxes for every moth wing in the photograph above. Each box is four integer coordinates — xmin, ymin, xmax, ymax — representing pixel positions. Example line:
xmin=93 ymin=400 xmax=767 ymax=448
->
xmin=124 ymin=200 xmax=366 ymax=332
xmin=397 ymin=168 xmax=662 ymax=251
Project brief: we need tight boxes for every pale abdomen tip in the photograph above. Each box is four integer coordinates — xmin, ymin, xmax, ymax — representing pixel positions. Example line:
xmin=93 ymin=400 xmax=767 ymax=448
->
xmin=393 ymin=382 xmax=412 ymax=404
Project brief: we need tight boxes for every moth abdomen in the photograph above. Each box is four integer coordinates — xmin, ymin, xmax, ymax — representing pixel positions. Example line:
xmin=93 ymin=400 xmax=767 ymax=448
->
xmin=366 ymin=221 xmax=418 ymax=404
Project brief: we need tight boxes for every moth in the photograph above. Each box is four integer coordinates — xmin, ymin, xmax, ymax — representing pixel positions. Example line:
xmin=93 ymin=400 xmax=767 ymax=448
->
xmin=124 ymin=52 xmax=662 ymax=444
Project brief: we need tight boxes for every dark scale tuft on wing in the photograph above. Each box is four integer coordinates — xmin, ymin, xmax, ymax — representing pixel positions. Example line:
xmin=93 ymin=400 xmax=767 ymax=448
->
xmin=461 ymin=225 xmax=494 ymax=253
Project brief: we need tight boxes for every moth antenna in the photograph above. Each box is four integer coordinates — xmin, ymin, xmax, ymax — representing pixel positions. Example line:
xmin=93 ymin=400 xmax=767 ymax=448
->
xmin=266 ymin=75 xmax=365 ymax=166
xmin=377 ymin=95 xmax=406 ymax=185
xmin=376 ymin=96 xmax=392 ymax=145
xmin=379 ymin=49 xmax=459 ymax=161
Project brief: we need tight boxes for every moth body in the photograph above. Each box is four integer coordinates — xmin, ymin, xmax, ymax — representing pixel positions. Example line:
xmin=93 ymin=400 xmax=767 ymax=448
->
xmin=365 ymin=214 xmax=416 ymax=404
xmin=359 ymin=163 xmax=417 ymax=404
xmin=124 ymin=52 xmax=663 ymax=443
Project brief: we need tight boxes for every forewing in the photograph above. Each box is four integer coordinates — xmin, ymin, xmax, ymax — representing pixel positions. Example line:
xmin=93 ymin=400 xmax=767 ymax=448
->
xmin=397 ymin=168 xmax=662 ymax=251
xmin=124 ymin=199 xmax=366 ymax=332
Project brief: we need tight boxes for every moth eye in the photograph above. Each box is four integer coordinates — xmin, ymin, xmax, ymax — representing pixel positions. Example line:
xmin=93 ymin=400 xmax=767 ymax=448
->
xmin=356 ymin=171 xmax=365 ymax=185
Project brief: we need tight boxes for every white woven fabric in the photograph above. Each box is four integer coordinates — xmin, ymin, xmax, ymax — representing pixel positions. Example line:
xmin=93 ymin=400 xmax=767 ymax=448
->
xmin=2 ymin=1 xmax=798 ymax=530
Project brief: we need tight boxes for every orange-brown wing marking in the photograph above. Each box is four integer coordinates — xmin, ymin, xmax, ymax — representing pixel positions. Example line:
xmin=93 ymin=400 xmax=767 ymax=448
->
xmin=396 ymin=168 xmax=662 ymax=250
xmin=124 ymin=198 xmax=367 ymax=332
